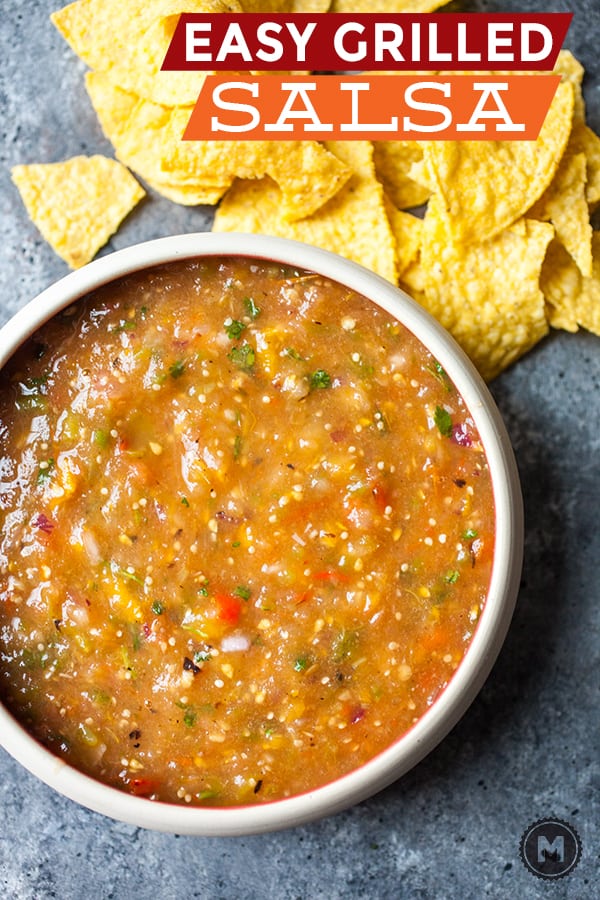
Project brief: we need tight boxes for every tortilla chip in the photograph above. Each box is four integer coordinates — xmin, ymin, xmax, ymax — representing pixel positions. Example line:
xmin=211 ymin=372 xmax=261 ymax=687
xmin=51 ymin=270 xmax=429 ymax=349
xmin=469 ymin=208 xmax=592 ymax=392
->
xmin=418 ymin=195 xmax=554 ymax=380
xmin=540 ymin=239 xmax=581 ymax=332
xmin=11 ymin=156 xmax=145 ymax=269
xmin=242 ymin=0 xmax=331 ymax=8
xmin=569 ymin=122 xmax=600 ymax=208
xmin=214 ymin=141 xmax=398 ymax=284
xmin=529 ymin=150 xmax=592 ymax=277
xmin=384 ymin=200 xmax=423 ymax=279
xmin=239 ymin=0 xmax=288 ymax=8
xmin=52 ymin=0 xmax=243 ymax=108
xmin=374 ymin=142 xmax=430 ymax=210
xmin=289 ymin=0 xmax=331 ymax=8
xmin=400 ymin=260 xmax=427 ymax=296
xmin=554 ymin=50 xmax=586 ymax=123
xmin=543 ymin=231 xmax=600 ymax=335
xmin=145 ymin=179 xmax=232 ymax=206
xmin=86 ymin=72 xmax=350 ymax=217
xmin=423 ymin=80 xmax=574 ymax=247
xmin=165 ymin=137 xmax=353 ymax=220
xmin=574 ymin=232 xmax=600 ymax=336
xmin=331 ymin=0 xmax=447 ymax=11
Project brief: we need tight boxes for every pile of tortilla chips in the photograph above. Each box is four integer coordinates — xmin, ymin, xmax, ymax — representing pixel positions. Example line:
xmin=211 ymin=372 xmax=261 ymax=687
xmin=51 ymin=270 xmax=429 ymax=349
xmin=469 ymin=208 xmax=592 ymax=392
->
xmin=10 ymin=0 xmax=600 ymax=380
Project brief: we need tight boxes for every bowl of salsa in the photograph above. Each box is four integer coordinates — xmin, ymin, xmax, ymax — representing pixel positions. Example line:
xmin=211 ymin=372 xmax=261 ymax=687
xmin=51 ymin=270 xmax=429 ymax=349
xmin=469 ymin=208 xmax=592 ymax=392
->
xmin=0 ymin=233 xmax=522 ymax=835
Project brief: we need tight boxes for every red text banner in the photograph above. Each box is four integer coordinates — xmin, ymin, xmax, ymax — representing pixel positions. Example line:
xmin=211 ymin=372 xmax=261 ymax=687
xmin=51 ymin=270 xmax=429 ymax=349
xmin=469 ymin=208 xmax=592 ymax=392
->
xmin=162 ymin=13 xmax=572 ymax=72
xmin=182 ymin=74 xmax=561 ymax=141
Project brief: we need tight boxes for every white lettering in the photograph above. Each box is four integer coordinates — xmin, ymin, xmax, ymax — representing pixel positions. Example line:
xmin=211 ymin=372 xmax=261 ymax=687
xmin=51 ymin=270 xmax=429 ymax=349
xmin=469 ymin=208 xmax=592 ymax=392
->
xmin=340 ymin=82 xmax=398 ymax=132
xmin=264 ymin=83 xmax=333 ymax=133
xmin=374 ymin=23 xmax=404 ymax=63
xmin=287 ymin=22 xmax=317 ymax=63
xmin=488 ymin=23 xmax=515 ymax=62
xmin=521 ymin=23 xmax=553 ymax=63
xmin=456 ymin=82 xmax=525 ymax=132
xmin=255 ymin=23 xmax=284 ymax=63
xmin=403 ymin=82 xmax=452 ymax=133
xmin=186 ymin=23 xmax=212 ymax=62
xmin=456 ymin=22 xmax=481 ymax=62
xmin=429 ymin=23 xmax=452 ymax=62
xmin=334 ymin=23 xmax=366 ymax=63
xmin=211 ymin=82 xmax=260 ymax=133
xmin=215 ymin=23 xmax=253 ymax=63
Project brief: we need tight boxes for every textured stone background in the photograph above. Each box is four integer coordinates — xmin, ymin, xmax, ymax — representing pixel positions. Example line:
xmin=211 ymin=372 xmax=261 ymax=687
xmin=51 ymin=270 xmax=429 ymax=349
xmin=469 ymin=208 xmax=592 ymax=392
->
xmin=0 ymin=1 xmax=599 ymax=898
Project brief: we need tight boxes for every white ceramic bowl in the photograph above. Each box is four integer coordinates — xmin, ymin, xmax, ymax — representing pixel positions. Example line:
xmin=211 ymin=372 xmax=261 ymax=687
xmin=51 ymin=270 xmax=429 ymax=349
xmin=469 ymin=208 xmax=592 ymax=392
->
xmin=0 ymin=233 xmax=523 ymax=835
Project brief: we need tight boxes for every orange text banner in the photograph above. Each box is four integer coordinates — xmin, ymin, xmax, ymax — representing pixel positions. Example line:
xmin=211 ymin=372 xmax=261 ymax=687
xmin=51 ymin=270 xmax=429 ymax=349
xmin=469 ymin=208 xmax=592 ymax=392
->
xmin=183 ymin=74 xmax=561 ymax=140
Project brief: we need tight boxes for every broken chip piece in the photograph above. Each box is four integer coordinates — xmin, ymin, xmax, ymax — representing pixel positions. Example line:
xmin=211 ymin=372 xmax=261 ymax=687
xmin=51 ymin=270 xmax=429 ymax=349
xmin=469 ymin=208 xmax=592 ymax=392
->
xmin=11 ymin=155 xmax=145 ymax=269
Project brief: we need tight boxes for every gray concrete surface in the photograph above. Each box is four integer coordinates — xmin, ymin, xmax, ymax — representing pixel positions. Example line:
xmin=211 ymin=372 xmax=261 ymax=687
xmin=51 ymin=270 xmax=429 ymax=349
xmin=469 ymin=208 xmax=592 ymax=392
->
xmin=0 ymin=1 xmax=598 ymax=898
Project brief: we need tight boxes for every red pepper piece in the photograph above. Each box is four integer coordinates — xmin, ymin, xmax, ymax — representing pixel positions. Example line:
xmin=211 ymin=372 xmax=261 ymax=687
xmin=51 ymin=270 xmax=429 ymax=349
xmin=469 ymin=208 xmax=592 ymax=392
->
xmin=215 ymin=593 xmax=242 ymax=624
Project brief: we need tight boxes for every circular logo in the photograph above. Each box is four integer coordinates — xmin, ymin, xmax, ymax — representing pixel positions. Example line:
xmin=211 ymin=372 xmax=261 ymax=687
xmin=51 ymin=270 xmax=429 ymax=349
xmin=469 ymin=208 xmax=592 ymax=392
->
xmin=519 ymin=818 xmax=582 ymax=880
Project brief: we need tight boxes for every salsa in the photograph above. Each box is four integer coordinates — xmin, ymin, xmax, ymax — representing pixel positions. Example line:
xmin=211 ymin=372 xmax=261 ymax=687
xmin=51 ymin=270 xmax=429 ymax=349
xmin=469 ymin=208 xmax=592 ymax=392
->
xmin=0 ymin=257 xmax=494 ymax=805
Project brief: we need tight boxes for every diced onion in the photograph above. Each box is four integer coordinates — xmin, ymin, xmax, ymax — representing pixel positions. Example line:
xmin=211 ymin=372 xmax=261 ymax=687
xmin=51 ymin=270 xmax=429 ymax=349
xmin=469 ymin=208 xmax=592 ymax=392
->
xmin=220 ymin=634 xmax=250 ymax=653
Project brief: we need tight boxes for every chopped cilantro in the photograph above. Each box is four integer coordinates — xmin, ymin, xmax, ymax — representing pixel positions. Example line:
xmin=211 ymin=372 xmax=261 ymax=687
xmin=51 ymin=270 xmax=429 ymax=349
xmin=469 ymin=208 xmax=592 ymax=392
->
xmin=434 ymin=405 xmax=453 ymax=438
xmin=244 ymin=297 xmax=261 ymax=319
xmin=294 ymin=655 xmax=310 ymax=672
xmin=180 ymin=496 xmax=190 ymax=507
xmin=427 ymin=361 xmax=452 ymax=391
xmin=151 ymin=600 xmax=164 ymax=615
xmin=233 ymin=585 xmax=251 ymax=601
xmin=169 ymin=359 xmax=186 ymax=379
xmin=36 ymin=458 xmax=55 ymax=484
xmin=116 ymin=566 xmax=144 ymax=587
xmin=224 ymin=318 xmax=246 ymax=340
xmin=111 ymin=320 xmax=136 ymax=334
xmin=233 ymin=434 xmax=243 ymax=460
xmin=333 ymin=629 xmax=359 ymax=661
xmin=15 ymin=394 xmax=46 ymax=411
xmin=198 ymin=586 xmax=209 ymax=597
xmin=310 ymin=369 xmax=332 ymax=390
xmin=463 ymin=528 xmax=479 ymax=541
xmin=194 ymin=650 xmax=212 ymax=663
xmin=284 ymin=347 xmax=305 ymax=361
xmin=183 ymin=709 xmax=197 ymax=728
xmin=92 ymin=428 xmax=110 ymax=448
xmin=444 ymin=570 xmax=460 ymax=584
xmin=229 ymin=343 xmax=255 ymax=371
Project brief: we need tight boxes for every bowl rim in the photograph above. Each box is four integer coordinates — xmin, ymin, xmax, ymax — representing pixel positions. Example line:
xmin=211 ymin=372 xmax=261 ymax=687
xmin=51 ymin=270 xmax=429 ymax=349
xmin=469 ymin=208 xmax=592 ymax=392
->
xmin=0 ymin=232 xmax=523 ymax=835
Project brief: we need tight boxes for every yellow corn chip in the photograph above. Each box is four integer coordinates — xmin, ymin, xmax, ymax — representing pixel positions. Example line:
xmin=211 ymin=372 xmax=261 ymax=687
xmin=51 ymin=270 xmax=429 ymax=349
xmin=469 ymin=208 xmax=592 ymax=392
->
xmin=374 ymin=142 xmax=430 ymax=210
xmin=331 ymin=1 xmax=447 ymax=11
xmin=384 ymin=200 xmax=423 ymax=279
xmin=164 ymin=136 xmax=353 ymax=221
xmin=400 ymin=260 xmax=427 ymax=296
xmin=289 ymin=0 xmax=331 ymax=8
xmin=240 ymin=1 xmax=289 ymax=8
xmin=52 ymin=0 xmax=243 ymax=108
xmin=418 ymin=195 xmax=554 ymax=380
xmin=529 ymin=150 xmax=592 ymax=277
xmin=11 ymin=156 xmax=145 ymax=269
xmin=554 ymin=49 xmax=586 ymax=123
xmin=423 ymin=80 xmax=574 ymax=247
xmin=145 ymin=179 xmax=232 ymax=206
xmin=540 ymin=239 xmax=581 ymax=332
xmin=241 ymin=0 xmax=331 ymax=8
xmin=569 ymin=122 xmax=600 ymax=208
xmin=86 ymin=72 xmax=350 ymax=218
xmin=545 ymin=231 xmax=600 ymax=335
xmin=574 ymin=232 xmax=600 ymax=336
xmin=214 ymin=142 xmax=398 ymax=284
